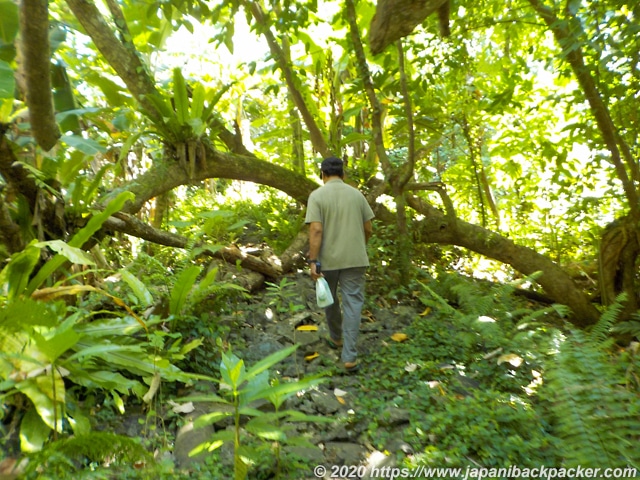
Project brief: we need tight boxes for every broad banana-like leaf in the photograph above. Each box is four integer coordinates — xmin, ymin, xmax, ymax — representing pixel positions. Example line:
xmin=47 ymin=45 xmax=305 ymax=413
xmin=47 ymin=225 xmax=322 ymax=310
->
xmin=0 ymin=297 xmax=55 ymax=333
xmin=169 ymin=265 xmax=201 ymax=315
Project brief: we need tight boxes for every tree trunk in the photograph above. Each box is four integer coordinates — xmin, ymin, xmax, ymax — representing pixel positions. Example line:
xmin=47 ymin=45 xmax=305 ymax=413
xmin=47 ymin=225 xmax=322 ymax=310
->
xmin=18 ymin=0 xmax=60 ymax=150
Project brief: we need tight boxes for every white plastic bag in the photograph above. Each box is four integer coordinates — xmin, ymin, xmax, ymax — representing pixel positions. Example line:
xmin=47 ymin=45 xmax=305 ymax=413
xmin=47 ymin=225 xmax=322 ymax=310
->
xmin=316 ymin=277 xmax=334 ymax=308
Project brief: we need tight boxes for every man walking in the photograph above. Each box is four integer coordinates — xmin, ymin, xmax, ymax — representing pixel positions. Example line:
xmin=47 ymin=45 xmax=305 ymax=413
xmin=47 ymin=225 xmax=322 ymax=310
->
xmin=305 ymin=156 xmax=375 ymax=372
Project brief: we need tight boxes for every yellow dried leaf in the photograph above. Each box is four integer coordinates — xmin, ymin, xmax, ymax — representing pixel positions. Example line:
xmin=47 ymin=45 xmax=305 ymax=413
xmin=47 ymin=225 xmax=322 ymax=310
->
xmin=390 ymin=333 xmax=408 ymax=342
xmin=296 ymin=325 xmax=319 ymax=332
xmin=497 ymin=353 xmax=523 ymax=367
xmin=419 ymin=307 xmax=432 ymax=316
xmin=336 ymin=396 xmax=346 ymax=405
xmin=304 ymin=352 xmax=320 ymax=362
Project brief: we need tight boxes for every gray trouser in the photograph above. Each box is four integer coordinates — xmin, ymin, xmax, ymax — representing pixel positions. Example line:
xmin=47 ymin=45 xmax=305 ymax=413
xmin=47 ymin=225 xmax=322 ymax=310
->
xmin=322 ymin=267 xmax=366 ymax=364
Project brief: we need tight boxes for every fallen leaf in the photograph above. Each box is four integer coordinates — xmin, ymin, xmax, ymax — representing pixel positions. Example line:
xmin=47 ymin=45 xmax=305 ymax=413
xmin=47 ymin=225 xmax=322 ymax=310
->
xmin=304 ymin=352 xmax=319 ymax=361
xmin=497 ymin=353 xmax=523 ymax=367
xmin=296 ymin=325 xmax=319 ymax=332
xmin=336 ymin=396 xmax=346 ymax=405
xmin=390 ymin=333 xmax=408 ymax=342
xmin=334 ymin=388 xmax=348 ymax=397
xmin=419 ymin=307 xmax=431 ymax=316
xmin=168 ymin=400 xmax=195 ymax=414
xmin=405 ymin=363 xmax=418 ymax=372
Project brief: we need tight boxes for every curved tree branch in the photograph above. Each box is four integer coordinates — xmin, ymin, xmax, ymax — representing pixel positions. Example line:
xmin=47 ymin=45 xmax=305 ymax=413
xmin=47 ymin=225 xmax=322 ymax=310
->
xmin=406 ymin=193 xmax=599 ymax=325
xmin=18 ymin=0 xmax=61 ymax=151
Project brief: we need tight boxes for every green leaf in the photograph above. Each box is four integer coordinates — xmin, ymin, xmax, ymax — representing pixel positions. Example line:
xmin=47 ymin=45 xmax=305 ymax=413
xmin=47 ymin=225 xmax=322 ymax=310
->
xmin=34 ymin=240 xmax=96 ymax=266
xmin=245 ymin=417 xmax=286 ymax=441
xmin=0 ymin=60 xmax=14 ymax=98
xmin=120 ymin=269 xmax=153 ymax=307
xmin=67 ymin=369 xmax=141 ymax=395
xmin=61 ymin=134 xmax=107 ymax=155
xmin=193 ymin=410 xmax=234 ymax=429
xmin=0 ymin=1 xmax=19 ymax=45
xmin=190 ymin=82 xmax=206 ymax=120
xmin=19 ymin=407 xmax=51 ymax=453
xmin=0 ymin=245 xmax=40 ymax=299
xmin=244 ymin=344 xmax=298 ymax=382
xmin=0 ymin=298 xmax=56 ymax=332
xmin=189 ymin=430 xmax=234 ymax=457
xmin=32 ymin=328 xmax=80 ymax=363
xmin=220 ymin=352 xmax=245 ymax=389
xmin=64 ymin=343 xmax=144 ymax=364
xmin=189 ymin=266 xmax=220 ymax=305
xmin=169 ymin=265 xmax=201 ymax=315
xmin=239 ymin=369 xmax=269 ymax=404
xmin=68 ymin=409 xmax=92 ymax=436
xmin=26 ymin=191 xmax=135 ymax=295
xmin=74 ymin=315 xmax=152 ymax=338
xmin=173 ymin=67 xmax=189 ymax=125
xmin=16 ymin=378 xmax=64 ymax=432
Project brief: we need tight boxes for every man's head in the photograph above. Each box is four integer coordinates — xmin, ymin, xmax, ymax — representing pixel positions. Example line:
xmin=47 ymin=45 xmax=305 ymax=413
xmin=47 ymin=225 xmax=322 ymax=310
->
xmin=320 ymin=156 xmax=344 ymax=179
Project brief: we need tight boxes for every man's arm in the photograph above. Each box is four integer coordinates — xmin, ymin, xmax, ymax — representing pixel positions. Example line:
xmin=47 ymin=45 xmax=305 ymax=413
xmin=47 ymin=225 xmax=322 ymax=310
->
xmin=364 ymin=220 xmax=373 ymax=243
xmin=308 ymin=221 xmax=323 ymax=260
xmin=308 ymin=221 xmax=323 ymax=279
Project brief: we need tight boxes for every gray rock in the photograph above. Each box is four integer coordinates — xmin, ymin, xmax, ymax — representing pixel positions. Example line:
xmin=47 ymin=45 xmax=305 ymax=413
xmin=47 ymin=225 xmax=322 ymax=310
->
xmin=310 ymin=390 xmax=343 ymax=415
xmin=378 ymin=407 xmax=411 ymax=427
xmin=284 ymin=445 xmax=325 ymax=465
xmin=174 ymin=420 xmax=214 ymax=468
xmin=324 ymin=442 xmax=367 ymax=465
xmin=241 ymin=333 xmax=286 ymax=363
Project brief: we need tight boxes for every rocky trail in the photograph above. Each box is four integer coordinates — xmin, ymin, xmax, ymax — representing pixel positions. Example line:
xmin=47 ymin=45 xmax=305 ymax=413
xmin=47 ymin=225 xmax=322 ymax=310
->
xmin=161 ymin=271 xmax=423 ymax=478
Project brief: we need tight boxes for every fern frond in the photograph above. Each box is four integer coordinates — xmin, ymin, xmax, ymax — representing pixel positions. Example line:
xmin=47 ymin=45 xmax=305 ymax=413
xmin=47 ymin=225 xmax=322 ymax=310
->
xmin=590 ymin=292 xmax=627 ymax=346
xmin=544 ymin=328 xmax=640 ymax=468
xmin=24 ymin=431 xmax=153 ymax=477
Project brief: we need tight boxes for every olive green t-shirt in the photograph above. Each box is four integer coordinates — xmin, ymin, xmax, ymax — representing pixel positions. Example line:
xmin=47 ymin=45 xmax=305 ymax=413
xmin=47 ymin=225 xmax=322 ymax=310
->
xmin=305 ymin=179 xmax=375 ymax=271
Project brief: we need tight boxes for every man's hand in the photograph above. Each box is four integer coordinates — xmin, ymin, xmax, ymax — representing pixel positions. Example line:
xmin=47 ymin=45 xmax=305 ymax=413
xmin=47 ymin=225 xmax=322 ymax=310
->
xmin=309 ymin=261 xmax=323 ymax=282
